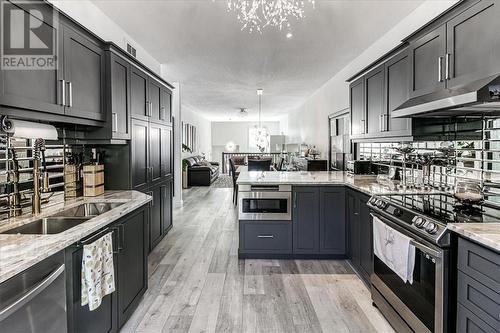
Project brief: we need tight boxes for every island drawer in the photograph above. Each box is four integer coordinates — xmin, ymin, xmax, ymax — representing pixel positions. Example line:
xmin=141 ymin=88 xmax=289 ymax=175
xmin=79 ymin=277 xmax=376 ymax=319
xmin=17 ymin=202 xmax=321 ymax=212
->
xmin=457 ymin=303 xmax=497 ymax=333
xmin=239 ymin=220 xmax=292 ymax=253
xmin=458 ymin=237 xmax=500 ymax=292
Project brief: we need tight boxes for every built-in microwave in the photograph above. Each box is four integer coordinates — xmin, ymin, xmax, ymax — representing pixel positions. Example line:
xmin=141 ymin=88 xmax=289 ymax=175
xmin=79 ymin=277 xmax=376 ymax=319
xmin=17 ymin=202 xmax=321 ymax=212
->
xmin=238 ymin=185 xmax=292 ymax=221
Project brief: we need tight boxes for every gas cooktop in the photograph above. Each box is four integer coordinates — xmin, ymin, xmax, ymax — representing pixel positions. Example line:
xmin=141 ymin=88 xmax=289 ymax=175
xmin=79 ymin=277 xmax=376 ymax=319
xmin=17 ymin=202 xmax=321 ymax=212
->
xmin=367 ymin=192 xmax=500 ymax=247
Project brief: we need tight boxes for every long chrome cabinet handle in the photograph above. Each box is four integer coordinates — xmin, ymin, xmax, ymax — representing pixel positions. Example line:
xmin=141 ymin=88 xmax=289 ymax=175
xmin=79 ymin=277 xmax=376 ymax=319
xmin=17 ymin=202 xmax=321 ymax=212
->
xmin=445 ymin=53 xmax=450 ymax=80
xmin=257 ymin=235 xmax=274 ymax=239
xmin=60 ymin=79 xmax=66 ymax=106
xmin=112 ymin=112 xmax=118 ymax=132
xmin=438 ymin=56 xmax=444 ymax=82
xmin=67 ymin=81 xmax=73 ymax=107
xmin=0 ymin=264 xmax=65 ymax=321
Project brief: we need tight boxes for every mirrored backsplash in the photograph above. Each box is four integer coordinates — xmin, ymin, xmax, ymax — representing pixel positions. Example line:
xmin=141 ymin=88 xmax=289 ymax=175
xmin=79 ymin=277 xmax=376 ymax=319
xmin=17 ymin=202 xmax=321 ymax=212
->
xmin=358 ymin=118 xmax=500 ymax=208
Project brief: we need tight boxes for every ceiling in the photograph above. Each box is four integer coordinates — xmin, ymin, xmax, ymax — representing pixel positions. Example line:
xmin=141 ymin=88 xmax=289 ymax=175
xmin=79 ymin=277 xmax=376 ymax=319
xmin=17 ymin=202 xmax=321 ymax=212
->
xmin=92 ymin=0 xmax=424 ymax=121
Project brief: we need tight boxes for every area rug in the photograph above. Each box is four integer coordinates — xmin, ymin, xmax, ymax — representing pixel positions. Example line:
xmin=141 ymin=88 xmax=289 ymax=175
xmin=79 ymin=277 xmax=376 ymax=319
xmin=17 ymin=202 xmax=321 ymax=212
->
xmin=211 ymin=174 xmax=234 ymax=188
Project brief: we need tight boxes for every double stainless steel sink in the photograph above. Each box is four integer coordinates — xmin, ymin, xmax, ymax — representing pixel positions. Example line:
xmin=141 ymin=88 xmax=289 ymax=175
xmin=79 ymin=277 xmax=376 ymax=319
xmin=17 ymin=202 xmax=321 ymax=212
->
xmin=2 ymin=202 xmax=124 ymax=235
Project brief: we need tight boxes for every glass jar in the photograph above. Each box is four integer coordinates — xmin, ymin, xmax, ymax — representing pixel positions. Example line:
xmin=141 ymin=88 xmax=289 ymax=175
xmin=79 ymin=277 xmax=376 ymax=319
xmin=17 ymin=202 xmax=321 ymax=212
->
xmin=454 ymin=180 xmax=484 ymax=204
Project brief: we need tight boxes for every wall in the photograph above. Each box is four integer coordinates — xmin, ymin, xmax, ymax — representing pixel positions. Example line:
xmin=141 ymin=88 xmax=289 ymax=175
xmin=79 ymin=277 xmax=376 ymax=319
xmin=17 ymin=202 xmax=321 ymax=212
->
xmin=182 ymin=105 xmax=212 ymax=159
xmin=211 ymin=120 xmax=282 ymax=165
xmin=285 ymin=0 xmax=458 ymax=157
xmin=48 ymin=0 xmax=162 ymax=74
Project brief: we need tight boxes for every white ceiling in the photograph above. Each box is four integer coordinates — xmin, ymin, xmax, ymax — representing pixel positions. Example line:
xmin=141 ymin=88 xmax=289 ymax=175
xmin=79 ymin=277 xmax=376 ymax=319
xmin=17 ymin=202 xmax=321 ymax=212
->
xmin=91 ymin=0 xmax=424 ymax=121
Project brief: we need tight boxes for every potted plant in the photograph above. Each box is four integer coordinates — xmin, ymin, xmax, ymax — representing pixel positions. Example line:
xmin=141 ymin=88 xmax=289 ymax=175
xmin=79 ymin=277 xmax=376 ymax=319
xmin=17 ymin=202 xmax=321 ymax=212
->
xmin=182 ymin=144 xmax=192 ymax=189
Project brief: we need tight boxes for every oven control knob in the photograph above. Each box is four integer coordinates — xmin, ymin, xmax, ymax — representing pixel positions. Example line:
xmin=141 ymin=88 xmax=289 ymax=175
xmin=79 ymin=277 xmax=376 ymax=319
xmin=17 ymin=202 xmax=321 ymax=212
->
xmin=369 ymin=197 xmax=378 ymax=205
xmin=414 ymin=217 xmax=426 ymax=228
xmin=376 ymin=200 xmax=387 ymax=209
xmin=393 ymin=208 xmax=403 ymax=217
xmin=425 ymin=222 xmax=438 ymax=234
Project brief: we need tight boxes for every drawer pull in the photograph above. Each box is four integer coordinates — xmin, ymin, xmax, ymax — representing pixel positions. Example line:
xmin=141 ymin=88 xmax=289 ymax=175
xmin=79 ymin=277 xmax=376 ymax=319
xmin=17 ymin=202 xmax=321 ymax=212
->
xmin=257 ymin=234 xmax=274 ymax=239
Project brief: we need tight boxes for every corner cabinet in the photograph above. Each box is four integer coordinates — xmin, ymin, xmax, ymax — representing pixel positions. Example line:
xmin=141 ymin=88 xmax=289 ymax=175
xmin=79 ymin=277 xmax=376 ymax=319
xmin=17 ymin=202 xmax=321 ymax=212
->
xmin=346 ymin=188 xmax=372 ymax=285
xmin=385 ymin=50 xmax=411 ymax=135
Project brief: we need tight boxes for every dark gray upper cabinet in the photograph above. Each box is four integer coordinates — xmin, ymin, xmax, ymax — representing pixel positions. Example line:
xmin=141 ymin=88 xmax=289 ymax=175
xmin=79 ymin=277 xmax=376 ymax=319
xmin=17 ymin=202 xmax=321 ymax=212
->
xmin=446 ymin=0 xmax=500 ymax=89
xmin=148 ymin=79 xmax=162 ymax=123
xmin=161 ymin=126 xmax=173 ymax=178
xmin=108 ymin=53 xmax=131 ymax=139
xmin=160 ymin=88 xmax=172 ymax=124
xmin=130 ymin=67 xmax=149 ymax=121
xmin=149 ymin=122 xmax=163 ymax=184
xmin=350 ymin=77 xmax=366 ymax=136
xmin=0 ymin=3 xmax=64 ymax=116
xmin=131 ymin=119 xmax=149 ymax=190
xmin=319 ymin=187 xmax=346 ymax=254
xmin=62 ymin=25 xmax=105 ymax=121
xmin=293 ymin=187 xmax=320 ymax=254
xmin=366 ymin=65 xmax=385 ymax=135
xmin=408 ymin=24 xmax=447 ymax=98
xmin=385 ymin=50 xmax=411 ymax=135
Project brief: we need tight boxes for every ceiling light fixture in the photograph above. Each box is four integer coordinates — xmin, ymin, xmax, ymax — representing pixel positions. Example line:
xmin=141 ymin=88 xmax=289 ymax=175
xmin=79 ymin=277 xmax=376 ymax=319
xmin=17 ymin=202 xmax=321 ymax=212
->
xmin=237 ymin=108 xmax=249 ymax=117
xmin=254 ymin=88 xmax=269 ymax=153
xmin=226 ymin=0 xmax=315 ymax=34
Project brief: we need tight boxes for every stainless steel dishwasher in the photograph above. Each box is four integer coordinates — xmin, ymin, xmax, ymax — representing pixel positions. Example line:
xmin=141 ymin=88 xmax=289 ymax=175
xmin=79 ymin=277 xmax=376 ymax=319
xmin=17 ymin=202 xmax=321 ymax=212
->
xmin=0 ymin=251 xmax=67 ymax=333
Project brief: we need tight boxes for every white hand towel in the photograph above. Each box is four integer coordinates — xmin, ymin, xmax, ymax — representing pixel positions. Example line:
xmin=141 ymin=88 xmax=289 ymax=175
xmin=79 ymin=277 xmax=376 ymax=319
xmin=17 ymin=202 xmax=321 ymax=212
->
xmin=372 ymin=215 xmax=416 ymax=283
xmin=81 ymin=232 xmax=116 ymax=311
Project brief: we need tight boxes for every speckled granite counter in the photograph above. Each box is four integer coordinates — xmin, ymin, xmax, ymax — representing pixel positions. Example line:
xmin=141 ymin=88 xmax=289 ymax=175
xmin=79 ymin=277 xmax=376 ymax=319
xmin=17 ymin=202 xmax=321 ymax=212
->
xmin=236 ymin=169 xmax=437 ymax=196
xmin=237 ymin=169 xmax=500 ymax=252
xmin=0 ymin=190 xmax=151 ymax=283
xmin=447 ymin=223 xmax=500 ymax=252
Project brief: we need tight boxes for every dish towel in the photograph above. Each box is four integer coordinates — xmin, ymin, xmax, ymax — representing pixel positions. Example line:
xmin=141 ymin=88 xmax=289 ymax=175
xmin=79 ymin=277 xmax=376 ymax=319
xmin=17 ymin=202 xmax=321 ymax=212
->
xmin=81 ymin=232 xmax=115 ymax=311
xmin=372 ymin=215 xmax=416 ymax=283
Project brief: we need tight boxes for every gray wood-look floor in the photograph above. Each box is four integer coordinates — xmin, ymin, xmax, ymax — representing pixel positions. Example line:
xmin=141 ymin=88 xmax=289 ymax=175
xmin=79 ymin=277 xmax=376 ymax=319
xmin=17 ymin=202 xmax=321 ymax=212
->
xmin=121 ymin=187 xmax=395 ymax=333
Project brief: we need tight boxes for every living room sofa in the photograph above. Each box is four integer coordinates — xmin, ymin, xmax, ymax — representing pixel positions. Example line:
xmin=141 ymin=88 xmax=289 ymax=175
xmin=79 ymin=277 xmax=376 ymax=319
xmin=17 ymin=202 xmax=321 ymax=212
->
xmin=183 ymin=156 xmax=220 ymax=186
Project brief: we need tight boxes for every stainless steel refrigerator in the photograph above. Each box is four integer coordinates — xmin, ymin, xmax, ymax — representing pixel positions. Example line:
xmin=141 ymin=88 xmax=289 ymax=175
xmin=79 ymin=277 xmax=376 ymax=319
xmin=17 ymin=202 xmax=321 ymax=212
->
xmin=328 ymin=109 xmax=351 ymax=171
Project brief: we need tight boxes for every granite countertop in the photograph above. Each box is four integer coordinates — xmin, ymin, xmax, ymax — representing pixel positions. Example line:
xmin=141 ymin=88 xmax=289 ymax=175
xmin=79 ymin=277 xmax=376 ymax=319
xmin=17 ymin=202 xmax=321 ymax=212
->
xmin=447 ymin=223 xmax=500 ymax=253
xmin=236 ymin=169 xmax=439 ymax=196
xmin=237 ymin=168 xmax=500 ymax=252
xmin=0 ymin=190 xmax=151 ymax=284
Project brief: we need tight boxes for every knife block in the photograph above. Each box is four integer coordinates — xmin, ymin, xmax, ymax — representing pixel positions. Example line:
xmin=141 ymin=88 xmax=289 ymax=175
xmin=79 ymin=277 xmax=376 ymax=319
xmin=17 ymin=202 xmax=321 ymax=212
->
xmin=83 ymin=165 xmax=104 ymax=197
xmin=64 ymin=165 xmax=82 ymax=199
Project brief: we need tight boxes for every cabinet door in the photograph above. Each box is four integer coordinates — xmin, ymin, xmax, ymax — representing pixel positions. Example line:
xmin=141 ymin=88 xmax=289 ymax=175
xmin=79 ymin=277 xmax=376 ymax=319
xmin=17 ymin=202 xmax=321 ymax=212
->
xmin=162 ymin=182 xmax=173 ymax=234
xmin=319 ymin=187 xmax=346 ymax=255
xmin=68 ymin=247 xmax=118 ymax=333
xmin=130 ymin=67 xmax=149 ymax=121
xmin=162 ymin=126 xmax=173 ymax=178
xmin=109 ymin=53 xmax=131 ymax=139
xmin=0 ymin=3 xmax=64 ymax=115
xmin=148 ymin=185 xmax=163 ymax=251
xmin=62 ymin=25 xmax=105 ymax=121
xmin=149 ymin=123 xmax=164 ymax=184
xmin=409 ymin=24 xmax=446 ymax=98
xmin=385 ymin=51 xmax=411 ymax=134
xmin=160 ymin=87 xmax=172 ymax=124
xmin=359 ymin=193 xmax=373 ymax=280
xmin=446 ymin=0 xmax=500 ymax=89
xmin=347 ymin=190 xmax=360 ymax=265
xmin=131 ymin=119 xmax=149 ymax=190
xmin=366 ymin=65 xmax=385 ymax=135
xmin=148 ymin=79 xmax=161 ymax=123
xmin=117 ymin=208 xmax=148 ymax=327
xmin=292 ymin=187 xmax=320 ymax=254
xmin=350 ymin=77 xmax=365 ymax=135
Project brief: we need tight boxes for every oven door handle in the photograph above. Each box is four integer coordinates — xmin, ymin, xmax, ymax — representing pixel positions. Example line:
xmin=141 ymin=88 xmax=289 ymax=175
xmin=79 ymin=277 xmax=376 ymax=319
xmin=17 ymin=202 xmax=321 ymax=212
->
xmin=409 ymin=239 xmax=442 ymax=259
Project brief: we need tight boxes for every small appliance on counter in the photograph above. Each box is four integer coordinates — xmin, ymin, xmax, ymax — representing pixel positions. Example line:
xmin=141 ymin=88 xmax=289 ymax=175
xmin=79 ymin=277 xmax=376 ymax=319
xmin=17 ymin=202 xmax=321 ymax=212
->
xmin=346 ymin=160 xmax=372 ymax=174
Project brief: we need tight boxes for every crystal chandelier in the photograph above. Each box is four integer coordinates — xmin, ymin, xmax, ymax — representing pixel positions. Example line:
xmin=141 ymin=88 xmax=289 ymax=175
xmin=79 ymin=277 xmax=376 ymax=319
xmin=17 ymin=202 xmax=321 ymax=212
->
xmin=226 ymin=0 xmax=315 ymax=33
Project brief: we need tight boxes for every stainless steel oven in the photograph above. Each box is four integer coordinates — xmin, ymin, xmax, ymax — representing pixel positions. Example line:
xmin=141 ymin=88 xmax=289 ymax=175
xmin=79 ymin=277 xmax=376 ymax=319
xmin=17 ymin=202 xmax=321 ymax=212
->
xmin=239 ymin=184 xmax=291 ymax=221
xmin=370 ymin=212 xmax=449 ymax=333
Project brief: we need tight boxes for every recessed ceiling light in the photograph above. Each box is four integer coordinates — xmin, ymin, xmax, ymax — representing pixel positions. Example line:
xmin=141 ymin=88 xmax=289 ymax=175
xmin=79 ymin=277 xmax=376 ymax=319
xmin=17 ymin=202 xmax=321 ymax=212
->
xmin=286 ymin=32 xmax=293 ymax=39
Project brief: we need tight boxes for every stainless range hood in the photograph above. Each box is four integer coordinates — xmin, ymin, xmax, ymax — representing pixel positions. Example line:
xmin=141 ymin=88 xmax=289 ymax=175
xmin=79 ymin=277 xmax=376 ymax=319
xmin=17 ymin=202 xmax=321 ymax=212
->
xmin=392 ymin=74 xmax=500 ymax=118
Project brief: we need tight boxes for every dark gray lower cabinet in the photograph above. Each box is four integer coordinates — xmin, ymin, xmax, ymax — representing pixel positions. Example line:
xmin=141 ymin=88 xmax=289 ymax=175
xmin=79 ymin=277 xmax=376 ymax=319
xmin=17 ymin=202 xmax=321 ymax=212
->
xmin=456 ymin=237 xmax=500 ymax=333
xmin=148 ymin=180 xmax=173 ymax=252
xmin=293 ymin=187 xmax=320 ymax=254
xmin=239 ymin=220 xmax=292 ymax=257
xmin=346 ymin=188 xmax=372 ymax=285
xmin=319 ymin=187 xmax=346 ymax=255
xmin=66 ymin=205 xmax=148 ymax=333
